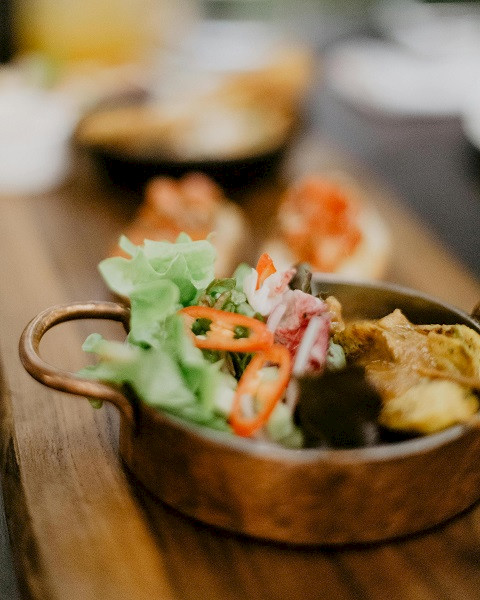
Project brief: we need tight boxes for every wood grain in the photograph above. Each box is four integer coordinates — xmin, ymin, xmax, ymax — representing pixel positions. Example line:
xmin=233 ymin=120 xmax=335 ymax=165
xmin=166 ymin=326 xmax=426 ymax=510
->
xmin=1 ymin=143 xmax=479 ymax=599
xmin=0 ymin=177 xmax=174 ymax=599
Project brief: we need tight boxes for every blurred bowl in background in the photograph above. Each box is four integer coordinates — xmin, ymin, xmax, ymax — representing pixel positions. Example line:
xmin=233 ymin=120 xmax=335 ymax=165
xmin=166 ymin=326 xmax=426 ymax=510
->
xmin=75 ymin=97 xmax=297 ymax=195
xmin=372 ymin=0 xmax=480 ymax=59
xmin=84 ymin=139 xmax=291 ymax=197
xmin=325 ymin=37 xmax=476 ymax=119
xmin=75 ymin=19 xmax=314 ymax=196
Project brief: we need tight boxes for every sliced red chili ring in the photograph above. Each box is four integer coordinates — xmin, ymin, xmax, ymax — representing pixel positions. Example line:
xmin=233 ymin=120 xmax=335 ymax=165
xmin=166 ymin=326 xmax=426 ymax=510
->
xmin=230 ymin=344 xmax=291 ymax=437
xmin=179 ymin=306 xmax=273 ymax=352
xmin=255 ymin=252 xmax=277 ymax=289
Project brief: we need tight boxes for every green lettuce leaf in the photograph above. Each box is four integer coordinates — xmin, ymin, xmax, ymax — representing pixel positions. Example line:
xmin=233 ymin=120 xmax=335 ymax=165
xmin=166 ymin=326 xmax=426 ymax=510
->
xmin=266 ymin=402 xmax=304 ymax=449
xmin=98 ymin=233 xmax=216 ymax=305
xmin=80 ymin=328 xmax=233 ymax=431
xmin=128 ymin=279 xmax=180 ymax=348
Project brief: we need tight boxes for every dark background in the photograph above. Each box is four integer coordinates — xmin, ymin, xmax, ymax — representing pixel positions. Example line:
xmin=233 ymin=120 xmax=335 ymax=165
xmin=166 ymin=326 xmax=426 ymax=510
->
xmin=316 ymin=86 xmax=480 ymax=279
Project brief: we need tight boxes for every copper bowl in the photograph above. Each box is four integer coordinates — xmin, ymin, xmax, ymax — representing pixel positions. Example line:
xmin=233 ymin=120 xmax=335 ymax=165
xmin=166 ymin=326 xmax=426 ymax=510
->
xmin=19 ymin=278 xmax=480 ymax=546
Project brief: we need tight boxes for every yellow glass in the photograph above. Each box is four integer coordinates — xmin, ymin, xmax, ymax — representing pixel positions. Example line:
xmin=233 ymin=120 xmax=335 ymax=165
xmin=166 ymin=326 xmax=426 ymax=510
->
xmin=14 ymin=0 xmax=155 ymax=65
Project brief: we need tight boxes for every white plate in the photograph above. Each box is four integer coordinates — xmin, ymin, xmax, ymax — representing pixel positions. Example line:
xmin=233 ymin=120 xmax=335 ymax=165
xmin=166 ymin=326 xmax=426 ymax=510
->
xmin=372 ymin=0 xmax=480 ymax=58
xmin=325 ymin=37 xmax=479 ymax=118
xmin=461 ymin=80 xmax=480 ymax=151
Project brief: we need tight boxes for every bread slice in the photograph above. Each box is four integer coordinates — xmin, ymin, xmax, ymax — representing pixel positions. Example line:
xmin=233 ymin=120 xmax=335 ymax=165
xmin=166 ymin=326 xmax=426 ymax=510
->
xmin=261 ymin=177 xmax=391 ymax=280
xmin=110 ymin=172 xmax=250 ymax=278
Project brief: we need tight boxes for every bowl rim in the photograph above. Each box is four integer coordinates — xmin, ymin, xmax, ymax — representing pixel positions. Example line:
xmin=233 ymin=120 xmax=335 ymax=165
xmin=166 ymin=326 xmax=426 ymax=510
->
xmin=146 ymin=405 xmax=470 ymax=464
xmin=83 ymin=138 xmax=291 ymax=168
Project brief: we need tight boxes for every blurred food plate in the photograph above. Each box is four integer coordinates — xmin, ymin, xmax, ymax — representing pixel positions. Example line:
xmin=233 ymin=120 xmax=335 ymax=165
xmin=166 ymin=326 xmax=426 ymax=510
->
xmin=372 ymin=0 xmax=480 ymax=58
xmin=75 ymin=18 xmax=314 ymax=194
xmin=110 ymin=172 xmax=252 ymax=278
xmin=75 ymin=96 xmax=296 ymax=194
xmin=261 ymin=173 xmax=391 ymax=281
xmin=325 ymin=36 xmax=478 ymax=118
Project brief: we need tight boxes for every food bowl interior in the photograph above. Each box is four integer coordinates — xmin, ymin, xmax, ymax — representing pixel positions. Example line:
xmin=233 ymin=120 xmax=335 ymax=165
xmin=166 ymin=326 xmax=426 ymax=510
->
xmin=162 ymin=276 xmax=480 ymax=459
xmin=312 ymin=276 xmax=478 ymax=328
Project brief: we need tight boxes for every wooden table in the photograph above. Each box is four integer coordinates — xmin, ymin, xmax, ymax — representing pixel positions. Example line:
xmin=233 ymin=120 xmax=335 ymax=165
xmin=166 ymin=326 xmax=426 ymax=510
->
xmin=1 ymin=137 xmax=479 ymax=600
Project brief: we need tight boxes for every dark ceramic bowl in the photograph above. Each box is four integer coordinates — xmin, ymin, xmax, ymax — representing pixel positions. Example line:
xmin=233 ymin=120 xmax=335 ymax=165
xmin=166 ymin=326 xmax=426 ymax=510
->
xmin=85 ymin=141 xmax=290 ymax=197
xmin=74 ymin=94 xmax=297 ymax=197
xmin=19 ymin=277 xmax=480 ymax=546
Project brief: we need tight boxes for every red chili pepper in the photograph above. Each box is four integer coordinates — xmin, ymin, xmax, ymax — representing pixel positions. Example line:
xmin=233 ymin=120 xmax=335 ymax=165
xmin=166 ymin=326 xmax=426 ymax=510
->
xmin=179 ymin=306 xmax=273 ymax=352
xmin=255 ymin=252 xmax=276 ymax=289
xmin=230 ymin=344 xmax=291 ymax=437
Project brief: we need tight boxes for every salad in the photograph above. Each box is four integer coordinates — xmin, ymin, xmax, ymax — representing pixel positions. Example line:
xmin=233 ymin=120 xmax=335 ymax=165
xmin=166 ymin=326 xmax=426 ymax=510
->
xmin=80 ymin=233 xmax=480 ymax=449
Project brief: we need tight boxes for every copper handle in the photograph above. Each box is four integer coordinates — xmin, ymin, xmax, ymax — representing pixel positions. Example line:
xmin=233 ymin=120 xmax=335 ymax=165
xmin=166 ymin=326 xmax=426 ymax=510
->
xmin=19 ymin=301 xmax=134 ymax=422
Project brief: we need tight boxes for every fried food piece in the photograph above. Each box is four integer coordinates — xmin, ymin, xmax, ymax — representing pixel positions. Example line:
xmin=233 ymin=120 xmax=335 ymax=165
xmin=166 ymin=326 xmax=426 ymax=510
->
xmin=334 ymin=309 xmax=480 ymax=434
xmin=416 ymin=323 xmax=480 ymax=379
xmin=379 ymin=380 xmax=478 ymax=435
